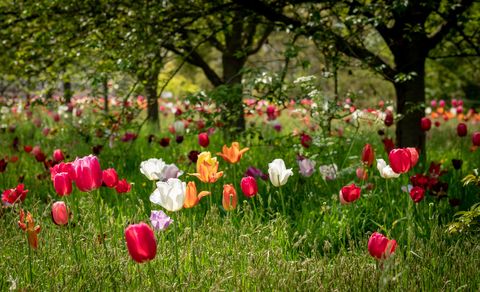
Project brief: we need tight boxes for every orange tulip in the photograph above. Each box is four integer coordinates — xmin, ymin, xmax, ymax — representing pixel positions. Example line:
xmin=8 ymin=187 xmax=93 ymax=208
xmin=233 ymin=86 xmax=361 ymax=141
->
xmin=189 ymin=152 xmax=224 ymax=183
xmin=183 ymin=181 xmax=211 ymax=208
xmin=217 ymin=142 xmax=249 ymax=164
xmin=222 ymin=184 xmax=237 ymax=211
xmin=18 ymin=209 xmax=41 ymax=249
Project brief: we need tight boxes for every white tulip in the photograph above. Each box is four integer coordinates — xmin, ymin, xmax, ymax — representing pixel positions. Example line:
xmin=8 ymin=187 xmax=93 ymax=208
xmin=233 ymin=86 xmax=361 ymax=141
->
xmin=140 ymin=158 xmax=166 ymax=181
xmin=377 ymin=159 xmax=400 ymax=179
xmin=150 ymin=178 xmax=186 ymax=212
xmin=173 ymin=121 xmax=185 ymax=134
xmin=268 ymin=159 xmax=293 ymax=187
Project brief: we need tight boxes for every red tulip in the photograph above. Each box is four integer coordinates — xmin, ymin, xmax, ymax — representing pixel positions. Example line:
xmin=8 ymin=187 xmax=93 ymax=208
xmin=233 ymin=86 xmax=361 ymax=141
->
xmin=406 ymin=147 xmax=419 ymax=168
xmin=51 ymin=201 xmax=70 ymax=225
xmin=50 ymin=162 xmax=76 ymax=181
xmin=300 ymin=133 xmax=312 ymax=148
xmin=54 ymin=172 xmax=73 ymax=196
xmin=53 ymin=149 xmax=65 ymax=162
xmin=2 ymin=184 xmax=28 ymax=206
xmin=361 ymin=144 xmax=375 ymax=167
xmin=472 ymin=132 xmax=480 ymax=146
xmin=115 ymin=179 xmax=131 ymax=194
xmin=457 ymin=123 xmax=467 ymax=137
xmin=24 ymin=145 xmax=33 ymax=153
xmin=409 ymin=186 xmax=425 ymax=203
xmin=382 ymin=138 xmax=395 ymax=154
xmin=222 ymin=184 xmax=238 ymax=211
xmin=102 ymin=168 xmax=119 ymax=188
xmin=198 ymin=132 xmax=209 ymax=148
xmin=420 ymin=117 xmax=431 ymax=131
xmin=384 ymin=110 xmax=394 ymax=127
xmin=73 ymin=155 xmax=102 ymax=192
xmin=368 ymin=232 xmax=397 ymax=260
xmin=339 ymin=183 xmax=361 ymax=204
xmin=125 ymin=222 xmax=157 ymax=263
xmin=240 ymin=176 xmax=258 ymax=198
xmin=388 ymin=148 xmax=411 ymax=174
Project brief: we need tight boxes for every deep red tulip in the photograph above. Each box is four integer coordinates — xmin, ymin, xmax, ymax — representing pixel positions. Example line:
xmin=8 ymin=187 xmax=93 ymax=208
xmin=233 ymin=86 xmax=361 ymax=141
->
xmin=361 ymin=144 xmax=375 ymax=167
xmin=2 ymin=184 xmax=28 ymax=206
xmin=73 ymin=155 xmax=102 ymax=192
xmin=9 ymin=156 xmax=18 ymax=163
xmin=53 ymin=149 xmax=65 ymax=162
xmin=115 ymin=179 xmax=131 ymax=194
xmin=24 ymin=145 xmax=33 ymax=153
xmin=0 ymin=158 xmax=7 ymax=173
xmin=409 ymin=186 xmax=425 ymax=203
xmin=339 ymin=183 xmax=361 ymax=204
xmin=382 ymin=138 xmax=395 ymax=154
xmin=300 ymin=133 xmax=312 ymax=148
xmin=472 ymin=132 xmax=480 ymax=146
xmin=368 ymin=232 xmax=397 ymax=260
xmin=35 ymin=151 xmax=46 ymax=162
xmin=384 ymin=110 xmax=394 ymax=127
xmin=125 ymin=222 xmax=157 ymax=263
xmin=159 ymin=137 xmax=170 ymax=147
xmin=54 ymin=172 xmax=73 ymax=196
xmin=102 ymin=168 xmax=119 ymax=188
xmin=51 ymin=201 xmax=70 ymax=225
xmin=198 ymin=132 xmax=209 ymax=148
xmin=420 ymin=117 xmax=431 ymax=131
xmin=388 ymin=148 xmax=411 ymax=174
xmin=457 ymin=123 xmax=467 ymax=137
xmin=240 ymin=176 xmax=258 ymax=198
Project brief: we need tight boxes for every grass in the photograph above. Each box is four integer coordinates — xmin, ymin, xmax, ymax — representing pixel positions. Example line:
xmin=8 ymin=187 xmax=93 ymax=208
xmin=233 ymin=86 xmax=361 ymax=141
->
xmin=0 ymin=105 xmax=479 ymax=290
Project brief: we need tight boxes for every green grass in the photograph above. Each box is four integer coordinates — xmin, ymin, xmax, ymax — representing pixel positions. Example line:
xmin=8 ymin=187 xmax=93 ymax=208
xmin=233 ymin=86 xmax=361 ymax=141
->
xmin=0 ymin=108 xmax=479 ymax=290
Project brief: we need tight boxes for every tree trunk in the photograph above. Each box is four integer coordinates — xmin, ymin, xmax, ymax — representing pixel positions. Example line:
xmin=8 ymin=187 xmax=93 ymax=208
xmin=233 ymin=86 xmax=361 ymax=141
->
xmin=145 ymin=70 xmax=159 ymax=126
xmin=63 ymin=76 xmax=72 ymax=104
xmin=393 ymin=50 xmax=427 ymax=156
xmin=221 ymin=54 xmax=246 ymax=136
xmin=102 ymin=77 xmax=109 ymax=113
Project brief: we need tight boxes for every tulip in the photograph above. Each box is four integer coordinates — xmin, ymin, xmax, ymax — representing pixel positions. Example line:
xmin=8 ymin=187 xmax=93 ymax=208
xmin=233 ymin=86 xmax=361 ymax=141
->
xmin=368 ymin=232 xmax=397 ymax=260
xmin=406 ymin=147 xmax=419 ymax=168
xmin=384 ymin=110 xmax=394 ymax=127
xmin=161 ymin=164 xmax=183 ymax=181
xmin=356 ymin=167 xmax=368 ymax=180
xmin=73 ymin=155 xmax=102 ymax=192
xmin=240 ymin=176 xmax=258 ymax=198
xmin=217 ymin=142 xmax=249 ymax=164
xmin=361 ymin=144 xmax=375 ymax=167
xmin=2 ymin=184 xmax=28 ymax=206
xmin=300 ymin=133 xmax=312 ymax=148
xmin=173 ymin=120 xmax=185 ymax=134
xmin=198 ymin=132 xmax=209 ymax=148
xmin=420 ymin=117 xmax=431 ymax=131
xmin=222 ymin=184 xmax=238 ymax=211
xmin=124 ymin=222 xmax=157 ymax=263
xmin=50 ymin=162 xmax=75 ymax=181
xmin=150 ymin=210 xmax=173 ymax=231
xmin=102 ymin=168 xmax=119 ymax=188
xmin=472 ymin=132 xmax=480 ymax=146
xmin=150 ymin=178 xmax=186 ymax=212
xmin=188 ymin=150 xmax=200 ymax=163
xmin=268 ymin=159 xmax=293 ymax=187
xmin=159 ymin=137 xmax=170 ymax=147
xmin=382 ymin=138 xmax=395 ymax=154
xmin=24 ymin=145 xmax=33 ymax=153
xmin=0 ymin=158 xmax=7 ymax=173
xmin=339 ymin=183 xmax=361 ymax=204
xmin=451 ymin=159 xmax=463 ymax=170
xmin=54 ymin=172 xmax=73 ymax=196
xmin=189 ymin=152 xmax=224 ymax=183
xmin=388 ymin=148 xmax=411 ymax=174
xmin=318 ymin=164 xmax=338 ymax=180
xmin=298 ymin=158 xmax=315 ymax=177
xmin=183 ymin=181 xmax=210 ymax=208
xmin=140 ymin=158 xmax=166 ymax=181
xmin=53 ymin=149 xmax=65 ymax=162
xmin=409 ymin=186 xmax=425 ymax=203
xmin=457 ymin=123 xmax=467 ymax=137
xmin=51 ymin=201 xmax=70 ymax=225
xmin=115 ymin=179 xmax=131 ymax=194
xmin=18 ymin=209 xmax=41 ymax=249
xmin=376 ymin=159 xmax=400 ymax=179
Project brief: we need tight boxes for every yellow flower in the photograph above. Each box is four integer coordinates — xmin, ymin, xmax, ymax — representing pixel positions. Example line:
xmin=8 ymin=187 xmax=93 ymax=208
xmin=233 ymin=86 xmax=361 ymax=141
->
xmin=217 ymin=142 xmax=249 ymax=164
xmin=189 ymin=152 xmax=224 ymax=183
xmin=183 ymin=181 xmax=210 ymax=208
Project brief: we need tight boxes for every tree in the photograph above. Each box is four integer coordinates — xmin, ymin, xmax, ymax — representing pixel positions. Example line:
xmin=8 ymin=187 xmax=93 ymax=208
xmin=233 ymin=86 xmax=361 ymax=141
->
xmin=234 ymin=0 xmax=478 ymax=153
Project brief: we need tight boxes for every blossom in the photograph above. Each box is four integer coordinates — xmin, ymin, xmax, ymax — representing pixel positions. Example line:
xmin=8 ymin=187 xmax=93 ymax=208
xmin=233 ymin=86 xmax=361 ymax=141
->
xmin=150 ymin=210 xmax=173 ymax=231
xmin=318 ymin=164 xmax=338 ymax=180
xmin=53 ymin=149 xmax=65 ymax=162
xmin=2 ymin=184 xmax=28 ymax=206
xmin=115 ymin=179 xmax=131 ymax=194
xmin=376 ymin=159 xmax=400 ymax=179
xmin=420 ymin=117 xmax=431 ymax=131
xmin=240 ymin=176 xmax=258 ymax=198
xmin=298 ymin=158 xmax=315 ymax=177
xmin=409 ymin=186 xmax=425 ymax=203
xmin=189 ymin=152 xmax=223 ymax=183
xmin=102 ymin=168 xmax=119 ymax=188
xmin=18 ymin=209 xmax=41 ymax=249
xmin=150 ymin=178 xmax=186 ymax=212
xmin=51 ymin=201 xmax=70 ymax=226
xmin=73 ymin=155 xmax=103 ymax=192
xmin=183 ymin=181 xmax=210 ymax=208
xmin=222 ymin=184 xmax=238 ymax=211
xmin=368 ymin=232 xmax=397 ymax=260
xmin=217 ymin=142 xmax=249 ymax=164
xmin=161 ymin=164 xmax=183 ymax=181
xmin=388 ymin=148 xmax=412 ymax=174
xmin=361 ymin=144 xmax=375 ymax=167
xmin=125 ymin=222 xmax=157 ymax=263
xmin=268 ymin=159 xmax=293 ymax=187
xmin=50 ymin=162 xmax=75 ymax=181
xmin=457 ymin=123 xmax=467 ymax=137
xmin=339 ymin=184 xmax=361 ymax=204
xmin=54 ymin=172 xmax=73 ymax=196
xmin=198 ymin=132 xmax=209 ymax=148
xmin=245 ymin=166 xmax=268 ymax=181
xmin=140 ymin=158 xmax=166 ymax=181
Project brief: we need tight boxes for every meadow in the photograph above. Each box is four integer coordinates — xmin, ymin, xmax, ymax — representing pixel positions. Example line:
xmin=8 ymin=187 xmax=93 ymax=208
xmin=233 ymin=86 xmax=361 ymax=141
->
xmin=0 ymin=95 xmax=479 ymax=291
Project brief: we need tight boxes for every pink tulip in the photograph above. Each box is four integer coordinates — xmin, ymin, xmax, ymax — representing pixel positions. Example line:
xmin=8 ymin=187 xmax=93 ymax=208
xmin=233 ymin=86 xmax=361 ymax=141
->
xmin=368 ymin=232 xmax=397 ymax=260
xmin=54 ymin=172 xmax=72 ymax=196
xmin=51 ymin=201 xmax=70 ymax=225
xmin=53 ymin=149 xmax=65 ymax=162
xmin=73 ymin=155 xmax=102 ymax=192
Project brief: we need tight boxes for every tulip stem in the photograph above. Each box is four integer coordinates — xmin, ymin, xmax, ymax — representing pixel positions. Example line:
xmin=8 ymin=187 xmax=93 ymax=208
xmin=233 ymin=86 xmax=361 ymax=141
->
xmin=189 ymin=210 xmax=198 ymax=275
xmin=278 ymin=186 xmax=286 ymax=217
xmin=27 ymin=236 xmax=33 ymax=285
xmin=172 ymin=212 xmax=180 ymax=277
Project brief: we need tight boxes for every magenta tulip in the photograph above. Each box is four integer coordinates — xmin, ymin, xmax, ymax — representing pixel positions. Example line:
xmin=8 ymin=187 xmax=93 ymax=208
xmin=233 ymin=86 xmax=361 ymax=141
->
xmin=54 ymin=172 xmax=72 ymax=196
xmin=368 ymin=232 xmax=397 ymax=260
xmin=125 ymin=222 xmax=157 ymax=263
xmin=73 ymin=155 xmax=102 ymax=192
xmin=240 ymin=176 xmax=258 ymax=198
